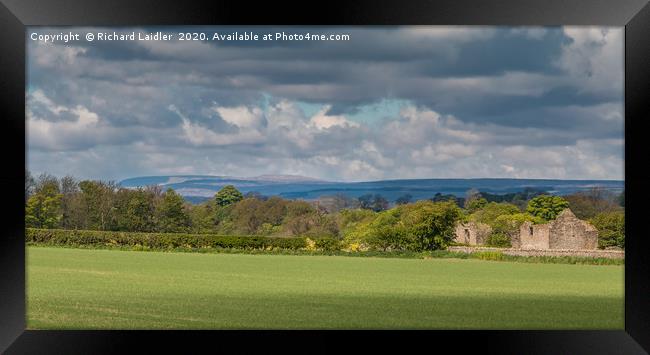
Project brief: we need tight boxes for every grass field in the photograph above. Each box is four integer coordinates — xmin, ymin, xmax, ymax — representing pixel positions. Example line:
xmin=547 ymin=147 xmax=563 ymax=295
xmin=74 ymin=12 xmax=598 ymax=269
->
xmin=27 ymin=246 xmax=624 ymax=329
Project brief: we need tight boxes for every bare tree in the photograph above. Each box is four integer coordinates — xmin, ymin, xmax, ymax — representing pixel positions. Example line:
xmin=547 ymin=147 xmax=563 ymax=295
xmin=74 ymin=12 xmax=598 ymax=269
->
xmin=25 ymin=169 xmax=35 ymax=202
xmin=463 ymin=188 xmax=481 ymax=209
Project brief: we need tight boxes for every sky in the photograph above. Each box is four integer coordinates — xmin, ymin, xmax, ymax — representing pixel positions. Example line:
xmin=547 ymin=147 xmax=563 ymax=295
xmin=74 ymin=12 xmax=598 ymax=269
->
xmin=26 ymin=26 xmax=624 ymax=182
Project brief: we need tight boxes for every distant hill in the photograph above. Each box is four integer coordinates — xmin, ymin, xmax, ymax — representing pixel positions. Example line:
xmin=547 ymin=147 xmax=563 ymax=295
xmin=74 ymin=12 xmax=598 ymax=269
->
xmin=118 ymin=175 xmax=624 ymax=205
xmin=249 ymin=174 xmax=325 ymax=182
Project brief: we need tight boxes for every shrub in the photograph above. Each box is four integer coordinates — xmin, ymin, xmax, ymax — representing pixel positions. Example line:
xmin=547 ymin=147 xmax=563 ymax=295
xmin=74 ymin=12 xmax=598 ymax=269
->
xmin=342 ymin=200 xmax=462 ymax=252
xmin=364 ymin=209 xmax=407 ymax=251
xmin=400 ymin=200 xmax=464 ymax=251
xmin=314 ymin=237 xmax=342 ymax=251
xmin=304 ymin=237 xmax=317 ymax=251
xmin=473 ymin=251 xmax=504 ymax=261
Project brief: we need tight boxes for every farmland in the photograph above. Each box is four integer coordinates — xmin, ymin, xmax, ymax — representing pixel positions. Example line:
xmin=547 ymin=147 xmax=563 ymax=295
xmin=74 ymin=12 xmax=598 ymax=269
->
xmin=27 ymin=247 xmax=624 ymax=329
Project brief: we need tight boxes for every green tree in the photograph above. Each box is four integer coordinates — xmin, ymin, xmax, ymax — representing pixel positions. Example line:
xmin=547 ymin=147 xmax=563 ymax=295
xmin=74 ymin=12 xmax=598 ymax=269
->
xmin=114 ymin=188 xmax=156 ymax=232
xmin=259 ymin=196 xmax=288 ymax=226
xmin=276 ymin=200 xmax=339 ymax=237
xmin=343 ymin=201 xmax=462 ymax=251
xmin=214 ymin=185 xmax=244 ymax=207
xmin=357 ymin=194 xmax=389 ymax=212
xmin=284 ymin=200 xmax=317 ymax=235
xmin=564 ymin=188 xmax=622 ymax=219
xmin=338 ymin=208 xmax=376 ymax=240
xmin=465 ymin=197 xmax=488 ymax=213
xmin=33 ymin=173 xmax=59 ymax=194
xmin=590 ymin=211 xmax=625 ymax=249
xmin=366 ymin=209 xmax=407 ymax=251
xmin=212 ymin=204 xmax=235 ymax=233
xmin=469 ymin=202 xmax=520 ymax=226
xmin=431 ymin=192 xmax=462 ymax=206
xmin=156 ymin=188 xmax=191 ymax=233
xmin=286 ymin=200 xmax=315 ymax=218
xmin=526 ymin=195 xmax=570 ymax=221
xmin=25 ymin=181 xmax=62 ymax=228
xmin=229 ymin=196 xmax=290 ymax=235
xmin=78 ymin=180 xmax=118 ymax=230
xmin=400 ymin=200 xmax=463 ymax=251
xmin=59 ymin=175 xmax=80 ymax=229
xmin=395 ymin=194 xmax=413 ymax=205
xmin=188 ymin=203 xmax=215 ymax=234
xmin=230 ymin=198 xmax=265 ymax=234
xmin=62 ymin=193 xmax=87 ymax=230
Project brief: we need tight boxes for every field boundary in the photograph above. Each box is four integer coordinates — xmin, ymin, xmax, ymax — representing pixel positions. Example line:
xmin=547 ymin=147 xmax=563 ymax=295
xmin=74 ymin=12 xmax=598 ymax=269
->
xmin=448 ymin=246 xmax=625 ymax=259
xmin=25 ymin=229 xmax=624 ymax=265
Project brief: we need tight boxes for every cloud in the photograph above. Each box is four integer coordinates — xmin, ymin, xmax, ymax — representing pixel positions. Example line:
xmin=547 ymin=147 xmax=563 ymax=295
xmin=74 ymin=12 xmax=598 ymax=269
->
xmin=27 ymin=89 xmax=104 ymax=151
xmin=26 ymin=26 xmax=624 ymax=181
xmin=309 ymin=106 xmax=360 ymax=130
xmin=556 ymin=27 xmax=623 ymax=98
xmin=213 ymin=105 xmax=265 ymax=129
xmin=172 ymin=105 xmax=264 ymax=146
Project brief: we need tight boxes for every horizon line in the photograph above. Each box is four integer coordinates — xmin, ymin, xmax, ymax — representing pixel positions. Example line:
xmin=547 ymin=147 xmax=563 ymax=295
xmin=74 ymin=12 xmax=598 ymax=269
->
xmin=26 ymin=170 xmax=625 ymax=184
xmin=117 ymin=174 xmax=625 ymax=184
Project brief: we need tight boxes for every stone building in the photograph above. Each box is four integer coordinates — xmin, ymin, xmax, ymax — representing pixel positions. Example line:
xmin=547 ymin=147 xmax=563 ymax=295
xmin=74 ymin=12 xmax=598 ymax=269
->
xmin=454 ymin=222 xmax=492 ymax=246
xmin=454 ymin=208 xmax=598 ymax=250
xmin=518 ymin=209 xmax=598 ymax=250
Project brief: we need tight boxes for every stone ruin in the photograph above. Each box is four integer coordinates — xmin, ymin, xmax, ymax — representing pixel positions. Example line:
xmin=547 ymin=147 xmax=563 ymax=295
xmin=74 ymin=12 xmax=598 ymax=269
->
xmin=454 ymin=208 xmax=598 ymax=250
xmin=518 ymin=209 xmax=598 ymax=250
xmin=454 ymin=221 xmax=492 ymax=246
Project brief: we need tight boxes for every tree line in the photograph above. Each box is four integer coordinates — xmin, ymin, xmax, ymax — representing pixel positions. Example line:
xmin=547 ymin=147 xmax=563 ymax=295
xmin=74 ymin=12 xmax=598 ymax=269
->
xmin=25 ymin=171 xmax=624 ymax=251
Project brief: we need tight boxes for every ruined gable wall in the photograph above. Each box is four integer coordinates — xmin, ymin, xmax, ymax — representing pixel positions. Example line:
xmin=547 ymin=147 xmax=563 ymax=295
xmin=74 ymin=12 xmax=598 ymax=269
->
xmin=583 ymin=229 xmax=598 ymax=249
xmin=549 ymin=217 xmax=599 ymax=250
xmin=519 ymin=222 xmax=550 ymax=249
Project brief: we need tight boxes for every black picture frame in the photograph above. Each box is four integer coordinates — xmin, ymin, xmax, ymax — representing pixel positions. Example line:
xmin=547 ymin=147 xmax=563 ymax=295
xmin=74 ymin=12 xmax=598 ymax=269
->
xmin=1 ymin=0 xmax=649 ymax=353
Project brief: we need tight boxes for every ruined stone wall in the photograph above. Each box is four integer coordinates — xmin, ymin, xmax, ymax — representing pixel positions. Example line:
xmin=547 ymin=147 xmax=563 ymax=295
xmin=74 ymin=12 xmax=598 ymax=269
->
xmin=510 ymin=230 xmax=522 ymax=249
xmin=516 ymin=209 xmax=599 ymax=250
xmin=519 ymin=222 xmax=550 ymax=249
xmin=447 ymin=246 xmax=624 ymax=259
xmin=454 ymin=222 xmax=491 ymax=246
xmin=454 ymin=224 xmax=471 ymax=244
xmin=548 ymin=211 xmax=598 ymax=250
xmin=474 ymin=223 xmax=491 ymax=245
xmin=549 ymin=221 xmax=598 ymax=249
xmin=457 ymin=209 xmax=599 ymax=250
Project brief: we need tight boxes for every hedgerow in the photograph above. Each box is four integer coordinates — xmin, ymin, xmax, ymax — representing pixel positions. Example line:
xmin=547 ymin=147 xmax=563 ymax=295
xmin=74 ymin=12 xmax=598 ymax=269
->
xmin=25 ymin=228 xmax=327 ymax=250
xmin=26 ymin=229 xmax=623 ymax=265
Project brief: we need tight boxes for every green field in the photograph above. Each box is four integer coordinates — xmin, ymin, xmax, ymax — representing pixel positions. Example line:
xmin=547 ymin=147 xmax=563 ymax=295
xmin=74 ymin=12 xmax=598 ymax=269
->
xmin=27 ymin=246 xmax=624 ymax=329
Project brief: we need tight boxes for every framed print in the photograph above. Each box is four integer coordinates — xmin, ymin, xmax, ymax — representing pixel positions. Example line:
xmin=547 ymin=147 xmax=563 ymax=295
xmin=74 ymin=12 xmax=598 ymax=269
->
xmin=1 ymin=0 xmax=649 ymax=353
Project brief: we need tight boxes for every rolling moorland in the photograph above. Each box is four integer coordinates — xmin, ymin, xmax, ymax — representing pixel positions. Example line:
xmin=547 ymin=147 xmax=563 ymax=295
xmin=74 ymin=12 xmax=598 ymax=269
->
xmin=119 ymin=175 xmax=625 ymax=204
